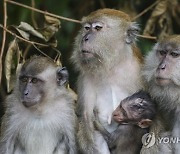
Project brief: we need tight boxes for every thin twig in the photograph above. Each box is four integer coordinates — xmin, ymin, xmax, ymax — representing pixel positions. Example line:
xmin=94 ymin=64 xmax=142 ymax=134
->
xmin=132 ymin=0 xmax=160 ymax=21
xmin=0 ymin=0 xmax=7 ymax=85
xmin=32 ymin=44 xmax=52 ymax=60
xmin=136 ymin=34 xmax=157 ymax=40
xmin=6 ymin=0 xmax=81 ymax=24
xmin=0 ymin=24 xmax=49 ymax=47
xmin=31 ymin=0 xmax=38 ymax=29
xmin=23 ymin=44 xmax=31 ymax=59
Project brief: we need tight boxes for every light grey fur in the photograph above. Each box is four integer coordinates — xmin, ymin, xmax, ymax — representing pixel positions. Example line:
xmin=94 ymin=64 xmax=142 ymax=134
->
xmin=0 ymin=66 xmax=77 ymax=154
xmin=141 ymin=37 xmax=180 ymax=153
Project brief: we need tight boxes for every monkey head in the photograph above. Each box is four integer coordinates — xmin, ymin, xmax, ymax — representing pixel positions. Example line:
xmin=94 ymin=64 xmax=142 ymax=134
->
xmin=143 ymin=35 xmax=180 ymax=107
xmin=17 ymin=56 xmax=69 ymax=108
xmin=113 ymin=91 xmax=156 ymax=128
xmin=72 ymin=9 xmax=139 ymax=72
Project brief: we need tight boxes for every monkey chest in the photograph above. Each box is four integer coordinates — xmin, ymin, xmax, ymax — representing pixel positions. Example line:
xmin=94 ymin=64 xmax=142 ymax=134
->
xmin=18 ymin=122 xmax=62 ymax=154
xmin=95 ymin=85 xmax=129 ymax=132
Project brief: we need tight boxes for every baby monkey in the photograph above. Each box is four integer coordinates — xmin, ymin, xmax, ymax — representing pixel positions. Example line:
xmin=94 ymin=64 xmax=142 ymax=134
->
xmin=94 ymin=90 xmax=156 ymax=154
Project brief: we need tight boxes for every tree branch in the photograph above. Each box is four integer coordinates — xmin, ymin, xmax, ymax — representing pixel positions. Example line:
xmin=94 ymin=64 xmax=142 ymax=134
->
xmin=132 ymin=0 xmax=160 ymax=21
xmin=0 ymin=24 xmax=49 ymax=47
xmin=0 ymin=0 xmax=7 ymax=85
xmin=6 ymin=0 xmax=81 ymax=24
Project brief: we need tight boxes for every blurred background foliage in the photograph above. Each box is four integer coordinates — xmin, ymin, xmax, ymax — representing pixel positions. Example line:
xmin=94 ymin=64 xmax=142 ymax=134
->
xmin=0 ymin=0 xmax=179 ymax=117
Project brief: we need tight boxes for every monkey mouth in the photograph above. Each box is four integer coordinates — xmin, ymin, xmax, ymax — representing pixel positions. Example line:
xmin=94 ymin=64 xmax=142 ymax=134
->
xmin=113 ymin=115 xmax=123 ymax=123
xmin=81 ymin=50 xmax=94 ymax=57
xmin=155 ymin=77 xmax=171 ymax=86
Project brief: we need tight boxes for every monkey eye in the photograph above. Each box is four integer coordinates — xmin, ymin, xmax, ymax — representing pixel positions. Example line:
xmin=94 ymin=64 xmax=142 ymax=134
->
xmin=95 ymin=25 xmax=102 ymax=31
xmin=84 ymin=24 xmax=91 ymax=31
xmin=170 ymin=52 xmax=179 ymax=58
xmin=20 ymin=76 xmax=28 ymax=83
xmin=31 ymin=78 xmax=38 ymax=84
xmin=159 ymin=50 xmax=167 ymax=56
xmin=84 ymin=26 xmax=90 ymax=31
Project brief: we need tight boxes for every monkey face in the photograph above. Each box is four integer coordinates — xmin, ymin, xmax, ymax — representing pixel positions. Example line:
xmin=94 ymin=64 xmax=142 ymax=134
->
xmin=72 ymin=17 xmax=135 ymax=68
xmin=113 ymin=90 xmax=156 ymax=126
xmin=18 ymin=56 xmax=69 ymax=108
xmin=143 ymin=36 xmax=180 ymax=88
xmin=155 ymin=42 xmax=180 ymax=86
xmin=19 ymin=75 xmax=45 ymax=107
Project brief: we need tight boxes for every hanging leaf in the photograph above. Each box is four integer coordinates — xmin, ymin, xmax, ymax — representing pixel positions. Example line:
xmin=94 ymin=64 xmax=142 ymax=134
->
xmin=143 ymin=0 xmax=176 ymax=40
xmin=14 ymin=28 xmax=30 ymax=40
xmin=38 ymin=15 xmax=61 ymax=47
xmin=5 ymin=39 xmax=20 ymax=92
xmin=18 ymin=22 xmax=45 ymax=40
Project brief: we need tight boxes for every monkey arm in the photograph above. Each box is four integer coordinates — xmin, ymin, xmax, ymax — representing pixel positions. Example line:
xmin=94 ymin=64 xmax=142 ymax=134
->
xmin=93 ymin=109 xmax=111 ymax=142
xmin=76 ymin=77 xmax=97 ymax=154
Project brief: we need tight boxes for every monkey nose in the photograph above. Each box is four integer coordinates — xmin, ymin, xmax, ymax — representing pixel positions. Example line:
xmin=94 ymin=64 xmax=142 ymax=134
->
xmin=83 ymin=34 xmax=90 ymax=42
xmin=158 ymin=63 xmax=166 ymax=70
xmin=24 ymin=89 xmax=29 ymax=95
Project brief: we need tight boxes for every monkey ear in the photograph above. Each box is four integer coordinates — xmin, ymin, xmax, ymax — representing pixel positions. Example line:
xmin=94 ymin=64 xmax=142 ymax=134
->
xmin=126 ymin=23 xmax=139 ymax=44
xmin=137 ymin=119 xmax=152 ymax=128
xmin=56 ymin=67 xmax=69 ymax=86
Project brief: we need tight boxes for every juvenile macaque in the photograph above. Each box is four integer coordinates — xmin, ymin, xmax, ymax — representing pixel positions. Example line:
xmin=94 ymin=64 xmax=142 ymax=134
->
xmin=95 ymin=90 xmax=156 ymax=154
xmin=0 ymin=56 xmax=77 ymax=154
xmin=141 ymin=35 xmax=180 ymax=154
xmin=71 ymin=8 xmax=143 ymax=153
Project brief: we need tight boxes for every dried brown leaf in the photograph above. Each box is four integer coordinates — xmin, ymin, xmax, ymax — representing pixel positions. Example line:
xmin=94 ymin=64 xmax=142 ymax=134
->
xmin=39 ymin=15 xmax=61 ymax=44
xmin=143 ymin=0 xmax=175 ymax=40
xmin=5 ymin=39 xmax=20 ymax=92
xmin=18 ymin=22 xmax=45 ymax=40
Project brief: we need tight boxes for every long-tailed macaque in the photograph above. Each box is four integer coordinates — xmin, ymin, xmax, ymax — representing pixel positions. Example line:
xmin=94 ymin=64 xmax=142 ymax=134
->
xmin=71 ymin=8 xmax=143 ymax=153
xmin=0 ymin=56 xmax=77 ymax=154
xmin=141 ymin=35 xmax=180 ymax=154
xmin=95 ymin=90 xmax=156 ymax=154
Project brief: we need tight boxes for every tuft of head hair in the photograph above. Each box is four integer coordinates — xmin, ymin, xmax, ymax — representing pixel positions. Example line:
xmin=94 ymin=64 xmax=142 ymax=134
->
xmin=159 ymin=35 xmax=180 ymax=44
xmin=126 ymin=90 xmax=156 ymax=120
xmin=21 ymin=56 xmax=56 ymax=76
xmin=82 ymin=8 xmax=131 ymax=23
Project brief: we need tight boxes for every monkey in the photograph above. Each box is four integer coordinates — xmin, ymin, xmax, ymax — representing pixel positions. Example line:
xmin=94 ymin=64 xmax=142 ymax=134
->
xmin=0 ymin=56 xmax=77 ymax=154
xmin=71 ymin=8 xmax=144 ymax=154
xmin=141 ymin=35 xmax=180 ymax=154
xmin=94 ymin=90 xmax=156 ymax=154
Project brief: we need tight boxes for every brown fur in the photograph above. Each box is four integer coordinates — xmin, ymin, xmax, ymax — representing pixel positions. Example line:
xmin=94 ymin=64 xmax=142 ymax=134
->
xmin=132 ymin=45 xmax=144 ymax=64
xmin=82 ymin=8 xmax=131 ymax=23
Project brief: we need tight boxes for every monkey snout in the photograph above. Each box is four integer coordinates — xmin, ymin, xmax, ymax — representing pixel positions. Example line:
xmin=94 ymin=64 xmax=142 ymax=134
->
xmin=158 ymin=63 xmax=166 ymax=70
xmin=83 ymin=33 xmax=91 ymax=42
xmin=24 ymin=89 xmax=29 ymax=95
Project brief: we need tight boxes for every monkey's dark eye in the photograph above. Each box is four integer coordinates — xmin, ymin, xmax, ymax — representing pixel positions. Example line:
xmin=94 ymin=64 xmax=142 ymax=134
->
xmin=171 ymin=52 xmax=179 ymax=58
xmin=95 ymin=26 xmax=102 ymax=31
xmin=84 ymin=26 xmax=90 ymax=31
xmin=20 ymin=76 xmax=28 ymax=82
xmin=32 ymin=78 xmax=38 ymax=84
xmin=159 ymin=50 xmax=167 ymax=56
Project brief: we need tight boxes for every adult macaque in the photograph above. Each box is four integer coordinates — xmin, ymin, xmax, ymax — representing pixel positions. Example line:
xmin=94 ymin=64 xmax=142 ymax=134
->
xmin=71 ymin=8 xmax=143 ymax=153
xmin=0 ymin=56 xmax=77 ymax=154
xmin=141 ymin=35 xmax=180 ymax=154
xmin=95 ymin=90 xmax=156 ymax=154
